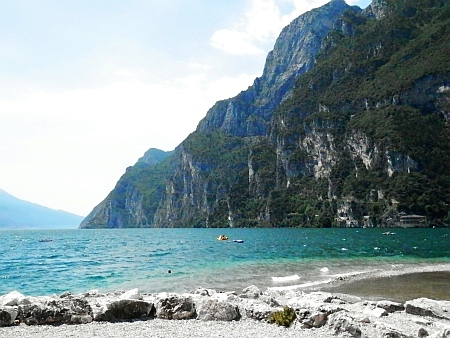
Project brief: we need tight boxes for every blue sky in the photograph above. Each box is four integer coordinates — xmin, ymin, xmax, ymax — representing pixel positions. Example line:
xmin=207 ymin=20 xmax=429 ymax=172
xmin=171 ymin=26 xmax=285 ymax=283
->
xmin=0 ymin=0 xmax=372 ymax=216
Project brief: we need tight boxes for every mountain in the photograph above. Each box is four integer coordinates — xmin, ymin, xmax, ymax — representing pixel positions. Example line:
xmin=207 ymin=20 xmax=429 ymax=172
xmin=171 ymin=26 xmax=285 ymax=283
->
xmin=80 ymin=148 xmax=173 ymax=228
xmin=136 ymin=148 xmax=174 ymax=166
xmin=0 ymin=189 xmax=83 ymax=229
xmin=80 ymin=0 xmax=450 ymax=229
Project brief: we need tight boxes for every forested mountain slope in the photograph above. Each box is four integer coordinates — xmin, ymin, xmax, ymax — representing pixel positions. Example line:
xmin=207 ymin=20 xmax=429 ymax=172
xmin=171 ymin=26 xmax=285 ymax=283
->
xmin=80 ymin=0 xmax=450 ymax=229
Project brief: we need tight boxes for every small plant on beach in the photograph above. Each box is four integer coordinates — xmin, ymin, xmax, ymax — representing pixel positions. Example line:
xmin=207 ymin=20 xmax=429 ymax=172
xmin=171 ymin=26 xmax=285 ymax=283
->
xmin=268 ymin=307 xmax=297 ymax=327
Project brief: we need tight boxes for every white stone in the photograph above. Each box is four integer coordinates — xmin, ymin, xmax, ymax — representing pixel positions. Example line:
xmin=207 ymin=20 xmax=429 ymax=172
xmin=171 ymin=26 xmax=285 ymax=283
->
xmin=0 ymin=306 xmax=19 ymax=325
xmin=210 ymin=292 xmax=229 ymax=302
xmin=0 ymin=291 xmax=29 ymax=306
xmin=363 ymin=305 xmax=388 ymax=318
xmin=119 ymin=288 xmax=142 ymax=300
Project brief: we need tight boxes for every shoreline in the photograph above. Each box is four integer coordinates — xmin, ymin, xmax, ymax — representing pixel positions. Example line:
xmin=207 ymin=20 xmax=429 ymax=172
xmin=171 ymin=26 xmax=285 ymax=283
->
xmin=317 ymin=262 xmax=450 ymax=302
xmin=1 ymin=263 xmax=449 ymax=337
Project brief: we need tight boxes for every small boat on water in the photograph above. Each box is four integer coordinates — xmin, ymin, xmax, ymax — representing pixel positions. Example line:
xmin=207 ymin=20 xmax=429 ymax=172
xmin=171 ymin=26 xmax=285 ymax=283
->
xmin=217 ymin=235 xmax=228 ymax=241
xmin=233 ymin=239 xmax=244 ymax=243
xmin=38 ymin=239 xmax=53 ymax=242
xmin=382 ymin=231 xmax=396 ymax=235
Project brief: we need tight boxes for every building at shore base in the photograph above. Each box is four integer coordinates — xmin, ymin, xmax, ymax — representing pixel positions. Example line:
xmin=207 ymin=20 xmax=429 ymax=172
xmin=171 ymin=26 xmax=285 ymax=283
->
xmin=399 ymin=215 xmax=428 ymax=228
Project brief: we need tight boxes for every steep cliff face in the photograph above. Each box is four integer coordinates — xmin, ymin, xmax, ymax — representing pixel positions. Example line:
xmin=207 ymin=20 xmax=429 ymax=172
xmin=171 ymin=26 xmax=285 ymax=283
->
xmin=80 ymin=0 xmax=450 ymax=229
xmin=266 ymin=0 xmax=450 ymax=227
xmin=363 ymin=0 xmax=388 ymax=19
xmin=81 ymin=0 xmax=355 ymax=229
xmin=197 ymin=0 xmax=355 ymax=137
xmin=80 ymin=149 xmax=172 ymax=228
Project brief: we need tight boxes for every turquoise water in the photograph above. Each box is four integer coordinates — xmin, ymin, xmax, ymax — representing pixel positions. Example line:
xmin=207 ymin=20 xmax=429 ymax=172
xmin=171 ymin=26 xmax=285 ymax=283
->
xmin=1 ymin=228 xmax=449 ymax=296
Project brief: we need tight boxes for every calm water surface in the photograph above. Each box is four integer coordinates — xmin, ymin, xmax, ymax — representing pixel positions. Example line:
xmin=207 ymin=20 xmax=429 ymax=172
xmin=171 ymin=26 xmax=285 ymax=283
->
xmin=1 ymin=228 xmax=449 ymax=296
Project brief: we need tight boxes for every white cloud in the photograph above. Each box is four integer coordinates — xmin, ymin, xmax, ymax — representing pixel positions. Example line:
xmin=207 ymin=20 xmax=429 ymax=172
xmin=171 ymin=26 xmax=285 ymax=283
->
xmin=245 ymin=0 xmax=284 ymax=42
xmin=207 ymin=73 xmax=256 ymax=99
xmin=114 ymin=68 xmax=136 ymax=78
xmin=210 ymin=29 xmax=265 ymax=56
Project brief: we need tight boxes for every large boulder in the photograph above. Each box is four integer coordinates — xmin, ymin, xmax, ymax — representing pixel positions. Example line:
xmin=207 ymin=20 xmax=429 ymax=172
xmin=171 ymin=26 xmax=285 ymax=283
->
xmin=197 ymin=300 xmax=241 ymax=321
xmin=428 ymin=326 xmax=450 ymax=338
xmin=327 ymin=311 xmax=362 ymax=338
xmin=363 ymin=305 xmax=388 ymax=318
xmin=242 ymin=302 xmax=279 ymax=321
xmin=239 ymin=285 xmax=262 ymax=299
xmin=405 ymin=298 xmax=450 ymax=320
xmin=19 ymin=297 xmax=92 ymax=325
xmin=259 ymin=295 xmax=281 ymax=307
xmin=155 ymin=296 xmax=196 ymax=320
xmin=0 ymin=291 xmax=31 ymax=306
xmin=376 ymin=300 xmax=405 ymax=313
xmin=93 ymin=299 xmax=154 ymax=322
xmin=376 ymin=323 xmax=412 ymax=338
xmin=300 ymin=311 xmax=328 ymax=328
xmin=0 ymin=306 xmax=19 ymax=327
xmin=119 ymin=288 xmax=142 ymax=300
xmin=297 ymin=303 xmax=345 ymax=329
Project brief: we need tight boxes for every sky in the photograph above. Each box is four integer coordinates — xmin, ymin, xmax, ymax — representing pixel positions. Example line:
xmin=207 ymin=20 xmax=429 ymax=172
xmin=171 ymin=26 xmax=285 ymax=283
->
xmin=0 ymin=0 xmax=372 ymax=217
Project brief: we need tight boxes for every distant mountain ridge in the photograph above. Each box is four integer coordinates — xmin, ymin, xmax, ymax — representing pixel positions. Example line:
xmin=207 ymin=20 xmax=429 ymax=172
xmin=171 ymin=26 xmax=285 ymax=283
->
xmin=80 ymin=0 xmax=450 ymax=229
xmin=0 ymin=189 xmax=83 ymax=229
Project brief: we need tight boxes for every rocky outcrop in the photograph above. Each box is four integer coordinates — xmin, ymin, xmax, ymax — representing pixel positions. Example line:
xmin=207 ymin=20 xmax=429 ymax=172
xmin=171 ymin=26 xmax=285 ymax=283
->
xmin=197 ymin=0 xmax=353 ymax=138
xmin=1 ymin=287 xmax=449 ymax=338
xmin=80 ymin=0 xmax=356 ymax=229
xmin=155 ymin=295 xmax=196 ymax=320
xmin=405 ymin=298 xmax=450 ymax=320
xmin=0 ymin=307 xmax=18 ymax=327
xmin=80 ymin=0 xmax=450 ymax=229
xmin=362 ymin=0 xmax=388 ymax=19
xmin=327 ymin=312 xmax=362 ymax=337
xmin=80 ymin=150 xmax=171 ymax=229
xmin=197 ymin=300 xmax=241 ymax=321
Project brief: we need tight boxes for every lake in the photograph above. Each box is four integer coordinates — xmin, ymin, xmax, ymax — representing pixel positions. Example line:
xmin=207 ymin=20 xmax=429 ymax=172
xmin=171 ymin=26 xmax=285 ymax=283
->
xmin=1 ymin=228 xmax=449 ymax=296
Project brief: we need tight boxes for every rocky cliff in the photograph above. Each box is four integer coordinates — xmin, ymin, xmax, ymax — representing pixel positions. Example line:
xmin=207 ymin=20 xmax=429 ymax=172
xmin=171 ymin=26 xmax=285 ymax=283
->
xmin=197 ymin=0 xmax=356 ymax=137
xmin=80 ymin=0 xmax=450 ymax=229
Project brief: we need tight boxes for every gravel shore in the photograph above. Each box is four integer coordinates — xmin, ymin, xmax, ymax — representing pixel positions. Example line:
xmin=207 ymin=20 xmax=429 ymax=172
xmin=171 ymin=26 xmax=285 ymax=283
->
xmin=1 ymin=318 xmax=339 ymax=338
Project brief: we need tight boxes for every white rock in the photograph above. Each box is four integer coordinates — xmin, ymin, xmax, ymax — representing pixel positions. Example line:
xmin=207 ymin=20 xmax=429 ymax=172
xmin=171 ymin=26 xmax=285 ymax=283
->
xmin=357 ymin=316 xmax=371 ymax=323
xmin=84 ymin=290 xmax=100 ymax=297
xmin=210 ymin=292 xmax=229 ymax=302
xmin=119 ymin=288 xmax=142 ymax=300
xmin=428 ymin=326 xmax=450 ymax=338
xmin=415 ymin=318 xmax=433 ymax=325
xmin=0 ymin=291 xmax=30 ymax=306
xmin=0 ymin=306 xmax=19 ymax=325
xmin=363 ymin=305 xmax=388 ymax=318
xmin=376 ymin=323 xmax=410 ymax=338
xmin=376 ymin=300 xmax=404 ymax=313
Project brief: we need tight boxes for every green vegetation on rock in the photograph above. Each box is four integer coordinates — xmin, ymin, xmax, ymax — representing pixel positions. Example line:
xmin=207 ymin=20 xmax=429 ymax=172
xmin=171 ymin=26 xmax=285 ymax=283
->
xmin=268 ymin=307 xmax=297 ymax=327
xmin=80 ymin=0 xmax=450 ymax=229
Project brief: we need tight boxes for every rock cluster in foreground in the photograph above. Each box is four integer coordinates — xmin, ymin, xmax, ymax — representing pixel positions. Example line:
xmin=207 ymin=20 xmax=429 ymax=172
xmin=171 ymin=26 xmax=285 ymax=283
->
xmin=1 ymin=286 xmax=449 ymax=338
